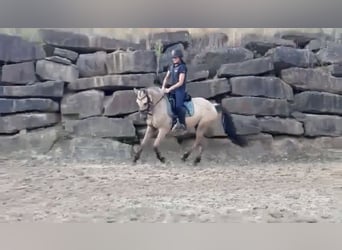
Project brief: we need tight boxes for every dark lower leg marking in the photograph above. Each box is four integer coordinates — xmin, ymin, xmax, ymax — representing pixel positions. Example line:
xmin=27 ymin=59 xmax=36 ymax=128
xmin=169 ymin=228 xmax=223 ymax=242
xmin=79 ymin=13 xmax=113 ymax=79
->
xmin=194 ymin=144 xmax=203 ymax=165
xmin=182 ymin=152 xmax=190 ymax=161
xmin=154 ymin=147 xmax=165 ymax=163
xmin=193 ymin=156 xmax=201 ymax=165
xmin=133 ymin=147 xmax=142 ymax=163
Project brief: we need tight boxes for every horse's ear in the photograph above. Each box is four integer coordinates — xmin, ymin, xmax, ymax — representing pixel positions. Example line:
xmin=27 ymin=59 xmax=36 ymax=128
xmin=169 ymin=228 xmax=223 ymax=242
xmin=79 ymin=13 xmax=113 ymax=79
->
xmin=133 ymin=88 xmax=139 ymax=95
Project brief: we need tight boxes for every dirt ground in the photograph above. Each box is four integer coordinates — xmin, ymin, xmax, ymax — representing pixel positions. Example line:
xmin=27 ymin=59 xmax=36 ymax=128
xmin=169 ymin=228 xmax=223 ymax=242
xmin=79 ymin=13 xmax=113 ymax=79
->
xmin=0 ymin=157 xmax=341 ymax=223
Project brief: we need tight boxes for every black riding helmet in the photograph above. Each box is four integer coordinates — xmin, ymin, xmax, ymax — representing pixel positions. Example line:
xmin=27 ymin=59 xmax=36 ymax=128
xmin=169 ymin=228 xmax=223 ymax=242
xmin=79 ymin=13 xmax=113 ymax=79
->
xmin=171 ymin=49 xmax=183 ymax=58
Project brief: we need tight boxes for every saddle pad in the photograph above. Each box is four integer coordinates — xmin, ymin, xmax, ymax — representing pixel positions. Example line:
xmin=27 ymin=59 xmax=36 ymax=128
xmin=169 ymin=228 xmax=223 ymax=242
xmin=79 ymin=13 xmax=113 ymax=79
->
xmin=166 ymin=97 xmax=194 ymax=117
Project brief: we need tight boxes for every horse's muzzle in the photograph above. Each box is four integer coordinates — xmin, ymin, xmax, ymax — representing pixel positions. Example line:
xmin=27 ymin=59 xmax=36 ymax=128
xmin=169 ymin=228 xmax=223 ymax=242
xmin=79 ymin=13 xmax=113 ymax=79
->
xmin=138 ymin=110 xmax=148 ymax=120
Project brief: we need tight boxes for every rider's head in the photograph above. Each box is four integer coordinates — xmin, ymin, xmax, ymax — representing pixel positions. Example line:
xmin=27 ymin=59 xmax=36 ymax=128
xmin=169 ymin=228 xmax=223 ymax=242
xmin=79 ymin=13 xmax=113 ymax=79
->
xmin=171 ymin=49 xmax=183 ymax=64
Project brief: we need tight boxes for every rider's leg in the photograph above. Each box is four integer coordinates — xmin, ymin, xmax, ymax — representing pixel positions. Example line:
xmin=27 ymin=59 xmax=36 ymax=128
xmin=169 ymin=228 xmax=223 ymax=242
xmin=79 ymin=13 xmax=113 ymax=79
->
xmin=172 ymin=90 xmax=186 ymax=131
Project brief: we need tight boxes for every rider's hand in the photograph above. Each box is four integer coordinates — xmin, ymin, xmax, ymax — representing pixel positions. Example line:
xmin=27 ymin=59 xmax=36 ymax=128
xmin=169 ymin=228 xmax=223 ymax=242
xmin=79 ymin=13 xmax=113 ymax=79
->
xmin=163 ymin=88 xmax=170 ymax=94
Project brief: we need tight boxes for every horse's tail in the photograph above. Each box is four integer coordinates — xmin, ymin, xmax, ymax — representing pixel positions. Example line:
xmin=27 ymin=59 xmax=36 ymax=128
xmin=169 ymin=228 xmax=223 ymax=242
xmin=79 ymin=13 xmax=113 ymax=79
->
xmin=221 ymin=109 xmax=248 ymax=147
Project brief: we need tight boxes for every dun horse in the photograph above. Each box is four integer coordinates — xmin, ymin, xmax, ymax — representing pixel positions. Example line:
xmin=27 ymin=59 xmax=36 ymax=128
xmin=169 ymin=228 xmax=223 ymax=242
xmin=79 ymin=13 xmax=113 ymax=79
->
xmin=133 ymin=86 xmax=247 ymax=165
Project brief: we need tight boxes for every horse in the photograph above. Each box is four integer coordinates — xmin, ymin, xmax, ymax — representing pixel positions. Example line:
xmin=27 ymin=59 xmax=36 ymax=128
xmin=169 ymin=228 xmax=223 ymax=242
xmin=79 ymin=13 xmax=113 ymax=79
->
xmin=133 ymin=86 xmax=247 ymax=165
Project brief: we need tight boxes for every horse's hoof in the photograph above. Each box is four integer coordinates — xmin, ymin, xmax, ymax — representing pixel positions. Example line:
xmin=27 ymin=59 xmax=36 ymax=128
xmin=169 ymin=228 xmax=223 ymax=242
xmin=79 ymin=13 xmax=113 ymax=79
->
xmin=182 ymin=153 xmax=189 ymax=161
xmin=132 ymin=155 xmax=139 ymax=164
xmin=158 ymin=156 xmax=166 ymax=163
xmin=193 ymin=157 xmax=201 ymax=166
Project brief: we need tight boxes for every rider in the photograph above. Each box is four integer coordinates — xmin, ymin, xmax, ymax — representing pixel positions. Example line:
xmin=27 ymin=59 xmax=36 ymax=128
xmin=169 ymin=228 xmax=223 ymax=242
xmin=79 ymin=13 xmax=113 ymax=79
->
xmin=161 ymin=49 xmax=188 ymax=133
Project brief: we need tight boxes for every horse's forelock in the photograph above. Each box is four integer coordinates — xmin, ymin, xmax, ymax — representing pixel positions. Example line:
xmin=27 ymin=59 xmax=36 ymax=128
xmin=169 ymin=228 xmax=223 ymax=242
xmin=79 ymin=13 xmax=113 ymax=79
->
xmin=137 ymin=89 xmax=147 ymax=99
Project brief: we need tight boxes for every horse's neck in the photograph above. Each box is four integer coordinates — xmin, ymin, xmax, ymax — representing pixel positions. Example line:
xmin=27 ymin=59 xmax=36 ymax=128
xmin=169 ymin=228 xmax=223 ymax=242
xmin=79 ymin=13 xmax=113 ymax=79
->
xmin=151 ymin=91 xmax=167 ymax=112
xmin=148 ymin=90 xmax=169 ymax=124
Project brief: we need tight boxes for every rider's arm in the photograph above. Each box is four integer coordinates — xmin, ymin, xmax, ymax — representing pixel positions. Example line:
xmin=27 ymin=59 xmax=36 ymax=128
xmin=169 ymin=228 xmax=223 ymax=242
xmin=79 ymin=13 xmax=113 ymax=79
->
xmin=162 ymin=70 xmax=170 ymax=89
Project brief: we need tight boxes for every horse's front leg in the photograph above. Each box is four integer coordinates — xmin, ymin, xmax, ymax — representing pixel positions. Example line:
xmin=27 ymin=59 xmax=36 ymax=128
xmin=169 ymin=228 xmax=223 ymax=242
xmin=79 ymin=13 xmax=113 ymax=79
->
xmin=133 ymin=125 xmax=154 ymax=163
xmin=153 ymin=128 xmax=168 ymax=163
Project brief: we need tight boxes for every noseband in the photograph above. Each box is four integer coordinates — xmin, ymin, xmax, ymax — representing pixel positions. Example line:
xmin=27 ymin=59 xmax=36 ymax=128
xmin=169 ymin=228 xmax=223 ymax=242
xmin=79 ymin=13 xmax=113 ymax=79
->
xmin=137 ymin=89 xmax=164 ymax=116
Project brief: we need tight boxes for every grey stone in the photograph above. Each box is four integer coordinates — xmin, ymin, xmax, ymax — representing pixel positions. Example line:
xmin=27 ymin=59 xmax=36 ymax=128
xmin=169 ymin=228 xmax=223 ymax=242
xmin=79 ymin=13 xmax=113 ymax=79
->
xmin=274 ymin=31 xmax=331 ymax=47
xmin=61 ymin=137 xmax=132 ymax=161
xmin=148 ymin=30 xmax=191 ymax=50
xmin=0 ymin=98 xmax=59 ymax=114
xmin=36 ymin=59 xmax=79 ymax=82
xmin=187 ymin=65 xmax=210 ymax=82
xmin=104 ymin=90 xmax=138 ymax=116
xmin=221 ymin=97 xmax=290 ymax=117
xmin=39 ymin=29 xmax=143 ymax=52
xmin=258 ymin=117 xmax=304 ymax=135
xmin=305 ymin=39 xmax=327 ymax=52
xmin=61 ymin=90 xmax=104 ymax=119
xmin=190 ymin=32 xmax=229 ymax=51
xmin=68 ymin=73 xmax=156 ymax=91
xmin=230 ymin=76 xmax=294 ymax=100
xmin=43 ymin=44 xmax=55 ymax=57
xmin=45 ymin=56 xmax=72 ymax=65
xmin=265 ymin=46 xmax=317 ymax=71
xmin=317 ymin=42 xmax=342 ymax=65
xmin=217 ymin=57 xmax=274 ymax=77
xmin=192 ymin=47 xmax=254 ymax=77
xmin=1 ymin=61 xmax=37 ymax=84
xmin=241 ymin=34 xmax=296 ymax=55
xmin=0 ymin=113 xmax=60 ymax=134
xmin=207 ymin=113 xmax=261 ymax=137
xmin=77 ymin=51 xmax=107 ymax=77
xmin=230 ymin=114 xmax=261 ymax=135
xmin=293 ymin=91 xmax=342 ymax=115
xmin=0 ymin=126 xmax=61 ymax=158
xmin=106 ymin=50 xmax=156 ymax=74
xmin=187 ymin=78 xmax=230 ymax=99
xmin=327 ymin=64 xmax=342 ymax=77
xmin=281 ymin=67 xmax=342 ymax=94
xmin=66 ymin=117 xmax=136 ymax=139
xmin=126 ymin=112 xmax=146 ymax=126
xmin=0 ymin=81 xmax=64 ymax=98
xmin=53 ymin=47 xmax=79 ymax=62
xmin=186 ymin=32 xmax=229 ymax=64
xmin=299 ymin=114 xmax=342 ymax=137
xmin=0 ymin=33 xmax=46 ymax=63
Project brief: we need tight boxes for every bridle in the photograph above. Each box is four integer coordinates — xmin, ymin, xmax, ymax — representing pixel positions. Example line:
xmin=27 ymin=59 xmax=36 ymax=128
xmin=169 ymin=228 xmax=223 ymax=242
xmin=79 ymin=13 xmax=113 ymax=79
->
xmin=137 ymin=89 xmax=165 ymax=116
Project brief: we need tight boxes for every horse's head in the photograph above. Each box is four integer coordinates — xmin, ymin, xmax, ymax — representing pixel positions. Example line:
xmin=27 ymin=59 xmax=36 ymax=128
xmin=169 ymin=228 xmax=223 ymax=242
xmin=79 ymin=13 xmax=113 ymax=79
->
xmin=134 ymin=88 xmax=153 ymax=115
xmin=134 ymin=87 xmax=165 ymax=117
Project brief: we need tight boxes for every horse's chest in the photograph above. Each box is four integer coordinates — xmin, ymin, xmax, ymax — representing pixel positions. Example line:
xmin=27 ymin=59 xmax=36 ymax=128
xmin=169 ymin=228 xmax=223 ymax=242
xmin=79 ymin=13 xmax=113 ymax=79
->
xmin=146 ymin=115 xmax=163 ymax=128
xmin=146 ymin=116 xmax=154 ymax=126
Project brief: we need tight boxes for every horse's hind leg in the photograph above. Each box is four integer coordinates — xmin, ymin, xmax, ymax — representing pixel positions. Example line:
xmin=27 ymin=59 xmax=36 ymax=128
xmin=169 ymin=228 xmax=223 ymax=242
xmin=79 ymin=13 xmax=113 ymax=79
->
xmin=194 ymin=144 xmax=203 ymax=165
xmin=153 ymin=128 xmax=168 ymax=163
xmin=182 ymin=122 xmax=207 ymax=164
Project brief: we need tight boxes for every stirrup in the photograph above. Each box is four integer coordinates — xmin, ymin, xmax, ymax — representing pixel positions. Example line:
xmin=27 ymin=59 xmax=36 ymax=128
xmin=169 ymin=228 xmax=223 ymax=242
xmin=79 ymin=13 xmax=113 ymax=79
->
xmin=172 ymin=122 xmax=186 ymax=132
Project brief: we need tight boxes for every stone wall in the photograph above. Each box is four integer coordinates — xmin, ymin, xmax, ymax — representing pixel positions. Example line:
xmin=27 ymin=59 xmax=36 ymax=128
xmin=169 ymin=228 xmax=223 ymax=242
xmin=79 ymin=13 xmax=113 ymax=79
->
xmin=0 ymin=29 xmax=341 ymax=162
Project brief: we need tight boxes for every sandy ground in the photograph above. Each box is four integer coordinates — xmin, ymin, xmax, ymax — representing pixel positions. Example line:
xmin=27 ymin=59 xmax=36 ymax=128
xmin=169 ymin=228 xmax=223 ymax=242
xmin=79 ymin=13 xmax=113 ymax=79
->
xmin=0 ymin=158 xmax=341 ymax=223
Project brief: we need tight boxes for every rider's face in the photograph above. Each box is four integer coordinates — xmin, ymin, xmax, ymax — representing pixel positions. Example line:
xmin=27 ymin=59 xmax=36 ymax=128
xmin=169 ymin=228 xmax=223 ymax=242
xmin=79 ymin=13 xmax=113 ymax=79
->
xmin=172 ymin=56 xmax=180 ymax=64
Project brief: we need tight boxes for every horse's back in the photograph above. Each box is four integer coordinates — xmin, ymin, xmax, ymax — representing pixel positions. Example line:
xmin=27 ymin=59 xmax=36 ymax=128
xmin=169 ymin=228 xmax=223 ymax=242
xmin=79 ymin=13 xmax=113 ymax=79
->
xmin=191 ymin=97 xmax=218 ymax=120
